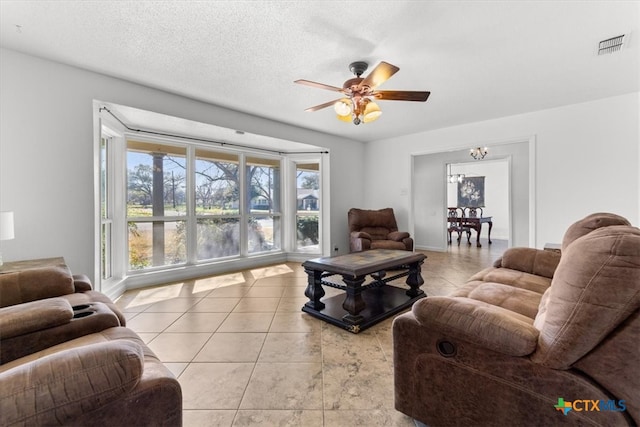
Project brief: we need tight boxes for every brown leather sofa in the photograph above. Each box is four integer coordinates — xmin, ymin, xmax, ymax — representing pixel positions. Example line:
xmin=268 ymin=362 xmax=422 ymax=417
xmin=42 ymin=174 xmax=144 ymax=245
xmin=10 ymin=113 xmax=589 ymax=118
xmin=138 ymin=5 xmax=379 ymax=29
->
xmin=348 ymin=207 xmax=413 ymax=252
xmin=0 ymin=264 xmax=126 ymax=363
xmin=0 ymin=265 xmax=182 ymax=426
xmin=393 ymin=213 xmax=639 ymax=426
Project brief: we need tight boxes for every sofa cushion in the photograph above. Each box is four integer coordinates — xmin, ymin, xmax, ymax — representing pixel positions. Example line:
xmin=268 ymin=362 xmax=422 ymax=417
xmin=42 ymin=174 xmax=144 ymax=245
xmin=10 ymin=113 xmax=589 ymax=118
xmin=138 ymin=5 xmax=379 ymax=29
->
xmin=499 ymin=247 xmax=561 ymax=279
xmin=0 ymin=266 xmax=74 ymax=308
xmin=465 ymin=282 xmax=543 ymax=319
xmin=361 ymin=226 xmax=394 ymax=241
xmin=371 ymin=240 xmax=408 ymax=250
xmin=388 ymin=231 xmax=410 ymax=241
xmin=468 ymin=267 xmax=551 ymax=294
xmin=0 ymin=339 xmax=143 ymax=426
xmin=532 ymin=225 xmax=640 ymax=369
xmin=561 ymin=212 xmax=630 ymax=251
xmin=348 ymin=207 xmax=399 ymax=231
xmin=0 ymin=298 xmax=72 ymax=339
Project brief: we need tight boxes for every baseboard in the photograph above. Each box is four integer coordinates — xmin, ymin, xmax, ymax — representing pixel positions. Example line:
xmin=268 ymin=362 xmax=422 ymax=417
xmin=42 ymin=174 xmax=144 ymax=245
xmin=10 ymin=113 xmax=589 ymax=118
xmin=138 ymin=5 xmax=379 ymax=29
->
xmin=415 ymin=245 xmax=446 ymax=252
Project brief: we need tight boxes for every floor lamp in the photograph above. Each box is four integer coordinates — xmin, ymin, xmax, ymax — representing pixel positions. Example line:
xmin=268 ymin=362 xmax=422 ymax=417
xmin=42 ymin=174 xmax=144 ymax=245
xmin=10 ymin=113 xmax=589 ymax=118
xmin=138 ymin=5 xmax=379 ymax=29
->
xmin=0 ymin=211 xmax=15 ymax=266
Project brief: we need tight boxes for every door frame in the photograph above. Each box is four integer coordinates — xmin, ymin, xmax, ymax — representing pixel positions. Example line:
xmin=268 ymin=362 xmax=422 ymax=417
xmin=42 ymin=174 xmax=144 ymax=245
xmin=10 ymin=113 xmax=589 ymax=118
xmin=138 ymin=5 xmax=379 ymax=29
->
xmin=408 ymin=135 xmax=537 ymax=251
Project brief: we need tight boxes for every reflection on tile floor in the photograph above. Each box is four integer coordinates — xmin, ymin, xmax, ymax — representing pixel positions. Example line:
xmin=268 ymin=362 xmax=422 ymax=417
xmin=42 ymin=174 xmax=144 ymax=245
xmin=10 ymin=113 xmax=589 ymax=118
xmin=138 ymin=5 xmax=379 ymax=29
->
xmin=116 ymin=239 xmax=505 ymax=426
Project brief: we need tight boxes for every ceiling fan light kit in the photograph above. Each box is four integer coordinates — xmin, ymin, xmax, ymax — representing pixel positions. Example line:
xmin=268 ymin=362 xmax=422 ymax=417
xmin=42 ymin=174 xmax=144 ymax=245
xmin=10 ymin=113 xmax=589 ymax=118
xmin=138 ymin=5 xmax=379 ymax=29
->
xmin=295 ymin=61 xmax=430 ymax=125
xmin=334 ymin=99 xmax=352 ymax=116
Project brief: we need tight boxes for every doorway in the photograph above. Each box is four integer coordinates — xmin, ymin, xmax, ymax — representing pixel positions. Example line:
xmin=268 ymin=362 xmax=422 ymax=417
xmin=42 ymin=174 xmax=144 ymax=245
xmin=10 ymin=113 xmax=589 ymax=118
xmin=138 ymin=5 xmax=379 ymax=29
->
xmin=410 ymin=138 xmax=533 ymax=252
xmin=446 ymin=159 xmax=510 ymax=247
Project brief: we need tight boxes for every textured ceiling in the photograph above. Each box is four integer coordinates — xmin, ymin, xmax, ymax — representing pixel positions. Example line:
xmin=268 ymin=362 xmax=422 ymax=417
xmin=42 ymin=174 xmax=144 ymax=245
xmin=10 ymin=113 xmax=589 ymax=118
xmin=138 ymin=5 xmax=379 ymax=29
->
xmin=1 ymin=1 xmax=638 ymax=143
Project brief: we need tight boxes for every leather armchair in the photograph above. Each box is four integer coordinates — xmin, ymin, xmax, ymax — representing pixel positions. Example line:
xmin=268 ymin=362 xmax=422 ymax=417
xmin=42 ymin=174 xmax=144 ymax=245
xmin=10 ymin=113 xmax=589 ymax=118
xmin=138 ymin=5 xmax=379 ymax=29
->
xmin=348 ymin=207 xmax=413 ymax=252
xmin=393 ymin=213 xmax=639 ymax=426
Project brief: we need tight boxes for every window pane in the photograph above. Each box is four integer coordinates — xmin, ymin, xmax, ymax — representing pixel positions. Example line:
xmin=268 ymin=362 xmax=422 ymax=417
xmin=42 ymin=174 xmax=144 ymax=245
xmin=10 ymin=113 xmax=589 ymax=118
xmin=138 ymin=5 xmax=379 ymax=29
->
xmin=101 ymin=222 xmax=112 ymax=279
xmin=296 ymin=215 xmax=319 ymax=252
xmin=296 ymin=164 xmax=320 ymax=252
xmin=100 ymin=138 xmax=108 ymax=219
xmin=246 ymin=157 xmax=281 ymax=214
xmin=197 ymin=218 xmax=240 ymax=259
xmin=127 ymin=142 xmax=187 ymax=217
xmin=128 ymin=220 xmax=186 ymax=270
xmin=195 ymin=150 xmax=239 ymax=215
xmin=248 ymin=216 xmax=281 ymax=253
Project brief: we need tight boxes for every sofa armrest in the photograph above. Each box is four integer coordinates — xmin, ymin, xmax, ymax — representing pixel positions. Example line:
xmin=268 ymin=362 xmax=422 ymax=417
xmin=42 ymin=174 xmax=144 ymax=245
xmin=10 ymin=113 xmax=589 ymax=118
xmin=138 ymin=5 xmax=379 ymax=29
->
xmin=495 ymin=247 xmax=561 ymax=279
xmin=387 ymin=231 xmax=410 ymax=242
xmin=0 ymin=340 xmax=143 ymax=426
xmin=0 ymin=298 xmax=73 ymax=339
xmin=351 ymin=231 xmax=372 ymax=240
xmin=73 ymin=274 xmax=93 ymax=292
xmin=350 ymin=231 xmax=372 ymax=252
xmin=412 ymin=296 xmax=539 ymax=357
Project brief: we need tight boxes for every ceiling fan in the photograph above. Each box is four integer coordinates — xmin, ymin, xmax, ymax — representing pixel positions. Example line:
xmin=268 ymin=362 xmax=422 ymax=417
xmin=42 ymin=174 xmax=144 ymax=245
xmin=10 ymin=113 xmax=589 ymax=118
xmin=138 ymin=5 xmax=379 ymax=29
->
xmin=294 ymin=61 xmax=430 ymax=125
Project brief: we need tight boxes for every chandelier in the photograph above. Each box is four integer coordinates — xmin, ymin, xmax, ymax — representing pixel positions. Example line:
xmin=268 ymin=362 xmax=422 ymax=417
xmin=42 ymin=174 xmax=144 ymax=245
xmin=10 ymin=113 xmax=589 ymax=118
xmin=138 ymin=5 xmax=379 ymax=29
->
xmin=447 ymin=164 xmax=465 ymax=184
xmin=470 ymin=147 xmax=488 ymax=160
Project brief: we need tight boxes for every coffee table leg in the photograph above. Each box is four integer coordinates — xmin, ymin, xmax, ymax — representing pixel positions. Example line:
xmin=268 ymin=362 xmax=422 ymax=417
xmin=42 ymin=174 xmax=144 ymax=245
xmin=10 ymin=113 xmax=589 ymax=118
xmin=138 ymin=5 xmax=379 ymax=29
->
xmin=304 ymin=267 xmax=325 ymax=310
xmin=406 ymin=259 xmax=426 ymax=298
xmin=341 ymin=275 xmax=366 ymax=325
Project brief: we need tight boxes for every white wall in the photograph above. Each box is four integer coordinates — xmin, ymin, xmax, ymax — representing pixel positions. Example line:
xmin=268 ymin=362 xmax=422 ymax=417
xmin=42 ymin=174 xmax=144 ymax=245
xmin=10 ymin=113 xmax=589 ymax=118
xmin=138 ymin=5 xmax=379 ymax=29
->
xmin=365 ymin=92 xmax=639 ymax=248
xmin=2 ymin=47 xmax=638 ymax=281
xmin=0 ymin=48 xmax=365 ymax=279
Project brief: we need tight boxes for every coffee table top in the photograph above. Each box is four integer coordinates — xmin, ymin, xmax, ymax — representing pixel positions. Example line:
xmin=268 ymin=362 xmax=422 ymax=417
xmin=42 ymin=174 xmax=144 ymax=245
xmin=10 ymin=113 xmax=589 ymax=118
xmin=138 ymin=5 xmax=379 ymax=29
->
xmin=303 ymin=249 xmax=425 ymax=277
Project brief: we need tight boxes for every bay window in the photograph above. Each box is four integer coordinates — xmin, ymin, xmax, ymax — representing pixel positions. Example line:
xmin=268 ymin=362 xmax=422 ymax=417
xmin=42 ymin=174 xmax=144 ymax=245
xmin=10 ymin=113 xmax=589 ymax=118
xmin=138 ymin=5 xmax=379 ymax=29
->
xmin=97 ymin=110 xmax=325 ymax=294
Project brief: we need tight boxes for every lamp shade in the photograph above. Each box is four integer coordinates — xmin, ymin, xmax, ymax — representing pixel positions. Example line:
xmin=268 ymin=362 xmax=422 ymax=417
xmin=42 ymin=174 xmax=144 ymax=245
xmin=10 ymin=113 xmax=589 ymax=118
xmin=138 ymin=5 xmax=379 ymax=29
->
xmin=362 ymin=101 xmax=382 ymax=123
xmin=0 ymin=211 xmax=15 ymax=240
xmin=334 ymin=99 xmax=352 ymax=117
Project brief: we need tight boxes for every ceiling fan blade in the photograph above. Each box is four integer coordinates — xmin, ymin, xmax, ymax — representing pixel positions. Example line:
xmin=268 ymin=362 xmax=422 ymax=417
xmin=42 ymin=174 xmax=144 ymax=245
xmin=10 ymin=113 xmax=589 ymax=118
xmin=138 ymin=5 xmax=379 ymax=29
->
xmin=304 ymin=98 xmax=344 ymax=112
xmin=294 ymin=79 xmax=344 ymax=92
xmin=374 ymin=90 xmax=431 ymax=102
xmin=359 ymin=61 xmax=400 ymax=90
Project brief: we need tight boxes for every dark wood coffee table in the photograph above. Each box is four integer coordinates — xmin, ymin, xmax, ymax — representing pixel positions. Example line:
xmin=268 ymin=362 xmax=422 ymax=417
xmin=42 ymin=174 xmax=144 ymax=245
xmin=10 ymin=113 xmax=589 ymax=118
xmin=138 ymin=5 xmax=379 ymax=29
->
xmin=302 ymin=249 xmax=426 ymax=333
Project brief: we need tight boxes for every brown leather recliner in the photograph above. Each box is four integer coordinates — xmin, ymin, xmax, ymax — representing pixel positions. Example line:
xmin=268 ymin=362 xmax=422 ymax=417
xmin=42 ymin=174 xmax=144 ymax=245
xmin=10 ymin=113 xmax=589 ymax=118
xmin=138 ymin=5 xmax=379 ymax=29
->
xmin=393 ymin=213 xmax=639 ymax=426
xmin=0 ymin=264 xmax=127 ymax=363
xmin=0 ymin=327 xmax=182 ymax=426
xmin=0 ymin=264 xmax=182 ymax=426
xmin=348 ymin=207 xmax=413 ymax=252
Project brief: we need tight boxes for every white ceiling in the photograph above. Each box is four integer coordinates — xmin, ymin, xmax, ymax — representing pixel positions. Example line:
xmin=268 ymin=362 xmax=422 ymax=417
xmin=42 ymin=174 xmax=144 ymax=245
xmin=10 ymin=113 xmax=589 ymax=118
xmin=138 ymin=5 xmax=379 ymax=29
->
xmin=1 ymin=1 xmax=638 ymax=143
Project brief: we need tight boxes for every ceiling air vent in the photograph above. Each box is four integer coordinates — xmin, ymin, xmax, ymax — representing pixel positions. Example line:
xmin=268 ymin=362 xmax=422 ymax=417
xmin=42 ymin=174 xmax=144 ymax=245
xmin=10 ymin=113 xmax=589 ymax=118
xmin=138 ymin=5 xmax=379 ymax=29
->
xmin=598 ymin=35 xmax=625 ymax=55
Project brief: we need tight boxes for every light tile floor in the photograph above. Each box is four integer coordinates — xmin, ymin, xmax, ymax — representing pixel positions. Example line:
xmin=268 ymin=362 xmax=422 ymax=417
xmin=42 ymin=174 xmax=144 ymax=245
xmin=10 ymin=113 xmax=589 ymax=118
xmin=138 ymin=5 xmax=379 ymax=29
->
xmin=115 ymin=238 xmax=505 ymax=426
